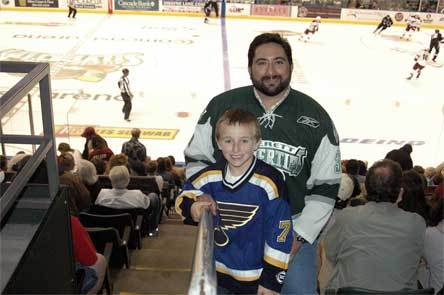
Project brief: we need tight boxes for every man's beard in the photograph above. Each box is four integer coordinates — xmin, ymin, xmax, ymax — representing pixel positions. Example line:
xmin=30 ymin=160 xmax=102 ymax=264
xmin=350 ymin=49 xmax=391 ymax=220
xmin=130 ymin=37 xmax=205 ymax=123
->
xmin=250 ymin=74 xmax=291 ymax=97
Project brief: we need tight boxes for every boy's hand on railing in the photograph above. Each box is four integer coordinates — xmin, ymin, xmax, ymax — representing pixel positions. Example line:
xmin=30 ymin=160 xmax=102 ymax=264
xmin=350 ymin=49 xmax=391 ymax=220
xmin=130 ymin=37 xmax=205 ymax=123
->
xmin=257 ymin=285 xmax=279 ymax=295
xmin=190 ymin=194 xmax=217 ymax=222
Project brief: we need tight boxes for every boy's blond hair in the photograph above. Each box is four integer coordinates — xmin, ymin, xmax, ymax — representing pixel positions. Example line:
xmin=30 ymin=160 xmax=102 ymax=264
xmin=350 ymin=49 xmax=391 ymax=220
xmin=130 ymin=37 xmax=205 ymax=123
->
xmin=215 ymin=109 xmax=261 ymax=141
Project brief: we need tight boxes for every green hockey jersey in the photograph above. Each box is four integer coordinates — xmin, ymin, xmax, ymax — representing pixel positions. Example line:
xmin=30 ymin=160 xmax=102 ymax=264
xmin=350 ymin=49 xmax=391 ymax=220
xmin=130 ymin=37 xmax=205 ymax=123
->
xmin=185 ymin=86 xmax=341 ymax=243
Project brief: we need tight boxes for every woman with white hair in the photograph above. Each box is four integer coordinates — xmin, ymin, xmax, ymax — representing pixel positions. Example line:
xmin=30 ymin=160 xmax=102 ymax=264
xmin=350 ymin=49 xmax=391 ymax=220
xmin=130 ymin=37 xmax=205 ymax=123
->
xmin=95 ymin=166 xmax=150 ymax=209
xmin=77 ymin=159 xmax=101 ymax=203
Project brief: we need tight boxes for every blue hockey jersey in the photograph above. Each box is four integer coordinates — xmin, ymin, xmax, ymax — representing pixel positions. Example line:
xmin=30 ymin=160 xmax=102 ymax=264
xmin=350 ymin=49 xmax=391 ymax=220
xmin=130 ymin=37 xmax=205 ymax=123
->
xmin=175 ymin=157 xmax=293 ymax=293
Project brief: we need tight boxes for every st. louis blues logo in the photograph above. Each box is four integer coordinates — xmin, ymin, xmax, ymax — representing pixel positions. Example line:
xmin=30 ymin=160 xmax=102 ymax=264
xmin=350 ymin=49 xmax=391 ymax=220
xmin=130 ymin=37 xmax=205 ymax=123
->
xmin=214 ymin=201 xmax=258 ymax=247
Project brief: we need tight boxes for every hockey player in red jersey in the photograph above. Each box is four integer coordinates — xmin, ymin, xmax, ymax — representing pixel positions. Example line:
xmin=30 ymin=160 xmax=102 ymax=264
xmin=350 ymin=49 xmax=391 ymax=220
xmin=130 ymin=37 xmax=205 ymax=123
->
xmin=401 ymin=15 xmax=421 ymax=41
xmin=299 ymin=16 xmax=321 ymax=42
xmin=406 ymin=48 xmax=429 ymax=80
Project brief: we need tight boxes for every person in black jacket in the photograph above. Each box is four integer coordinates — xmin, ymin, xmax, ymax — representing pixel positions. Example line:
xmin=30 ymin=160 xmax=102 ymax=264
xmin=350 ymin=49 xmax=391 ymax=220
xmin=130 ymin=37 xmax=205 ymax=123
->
xmin=373 ymin=15 xmax=393 ymax=34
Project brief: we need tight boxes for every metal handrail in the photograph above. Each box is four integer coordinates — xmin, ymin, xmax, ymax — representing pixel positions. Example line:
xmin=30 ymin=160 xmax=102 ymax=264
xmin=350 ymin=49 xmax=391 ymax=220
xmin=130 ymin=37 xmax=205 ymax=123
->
xmin=188 ymin=209 xmax=217 ymax=295
xmin=0 ymin=61 xmax=59 ymax=223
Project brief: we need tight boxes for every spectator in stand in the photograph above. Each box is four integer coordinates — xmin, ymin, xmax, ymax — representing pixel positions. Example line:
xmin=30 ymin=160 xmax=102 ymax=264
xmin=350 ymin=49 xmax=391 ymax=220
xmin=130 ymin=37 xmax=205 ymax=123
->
xmin=318 ymin=173 xmax=356 ymax=293
xmin=58 ymin=142 xmax=82 ymax=173
xmin=385 ymin=144 xmax=413 ymax=171
xmin=398 ymin=169 xmax=429 ymax=224
xmin=345 ymin=159 xmax=360 ymax=176
xmin=324 ymin=159 xmax=426 ymax=291
xmin=413 ymin=165 xmax=428 ymax=187
xmin=77 ymin=159 xmax=101 ymax=204
xmin=168 ymin=155 xmax=185 ymax=187
xmin=164 ymin=156 xmax=182 ymax=188
xmin=0 ymin=155 xmax=7 ymax=183
xmin=128 ymin=158 xmax=147 ymax=176
xmin=95 ymin=166 xmax=151 ymax=209
xmin=121 ymin=128 xmax=147 ymax=162
xmin=81 ymin=127 xmax=96 ymax=160
xmin=423 ymin=197 xmax=444 ymax=294
xmin=70 ymin=215 xmax=106 ymax=294
xmin=156 ymin=157 xmax=174 ymax=190
xmin=59 ymin=153 xmax=91 ymax=214
xmin=81 ymin=127 xmax=108 ymax=160
xmin=105 ymin=154 xmax=128 ymax=175
xmin=91 ymin=158 xmax=106 ymax=175
xmin=8 ymin=151 xmax=27 ymax=172
xmin=89 ymin=136 xmax=114 ymax=164
xmin=425 ymin=167 xmax=437 ymax=186
xmin=146 ymin=160 xmax=164 ymax=193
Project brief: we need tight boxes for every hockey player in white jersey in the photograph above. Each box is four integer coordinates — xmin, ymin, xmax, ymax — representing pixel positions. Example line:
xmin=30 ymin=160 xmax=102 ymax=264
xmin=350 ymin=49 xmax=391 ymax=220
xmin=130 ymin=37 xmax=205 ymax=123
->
xmin=401 ymin=15 xmax=421 ymax=41
xmin=406 ymin=48 xmax=429 ymax=80
xmin=299 ymin=16 xmax=321 ymax=42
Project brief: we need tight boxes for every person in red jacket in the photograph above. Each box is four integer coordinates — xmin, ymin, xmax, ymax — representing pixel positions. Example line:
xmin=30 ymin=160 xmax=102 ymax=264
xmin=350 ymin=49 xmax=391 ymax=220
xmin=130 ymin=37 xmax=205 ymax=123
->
xmin=71 ymin=216 xmax=106 ymax=294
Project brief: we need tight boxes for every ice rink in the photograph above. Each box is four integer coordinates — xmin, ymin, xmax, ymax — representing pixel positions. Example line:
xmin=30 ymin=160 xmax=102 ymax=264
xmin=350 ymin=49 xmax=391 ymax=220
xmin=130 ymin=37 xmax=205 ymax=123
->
xmin=0 ymin=11 xmax=443 ymax=167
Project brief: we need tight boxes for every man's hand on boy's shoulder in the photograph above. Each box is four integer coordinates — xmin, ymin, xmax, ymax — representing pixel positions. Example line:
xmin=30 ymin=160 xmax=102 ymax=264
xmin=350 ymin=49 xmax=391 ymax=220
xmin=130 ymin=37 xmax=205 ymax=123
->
xmin=257 ymin=285 xmax=279 ymax=295
xmin=190 ymin=194 xmax=217 ymax=222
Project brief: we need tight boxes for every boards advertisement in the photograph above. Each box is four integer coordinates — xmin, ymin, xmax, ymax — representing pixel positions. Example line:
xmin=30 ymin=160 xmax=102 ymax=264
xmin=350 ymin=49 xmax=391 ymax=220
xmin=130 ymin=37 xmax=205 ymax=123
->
xmin=341 ymin=8 xmax=444 ymax=25
xmin=251 ymin=4 xmax=290 ymax=17
xmin=225 ymin=3 xmax=250 ymax=16
xmin=115 ymin=0 xmax=159 ymax=11
xmin=14 ymin=0 xmax=58 ymax=7
xmin=160 ymin=0 xmax=203 ymax=13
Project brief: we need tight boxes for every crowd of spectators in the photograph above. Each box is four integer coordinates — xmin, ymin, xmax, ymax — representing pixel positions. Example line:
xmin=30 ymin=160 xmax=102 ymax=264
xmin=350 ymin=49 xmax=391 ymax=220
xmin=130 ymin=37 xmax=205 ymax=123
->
xmin=1 ymin=128 xmax=443 ymax=294
xmin=0 ymin=126 xmax=185 ymax=294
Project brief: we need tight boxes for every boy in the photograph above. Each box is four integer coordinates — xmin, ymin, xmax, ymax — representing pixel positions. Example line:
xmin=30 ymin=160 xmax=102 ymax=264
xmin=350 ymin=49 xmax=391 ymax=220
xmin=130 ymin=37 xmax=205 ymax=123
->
xmin=175 ymin=109 xmax=292 ymax=294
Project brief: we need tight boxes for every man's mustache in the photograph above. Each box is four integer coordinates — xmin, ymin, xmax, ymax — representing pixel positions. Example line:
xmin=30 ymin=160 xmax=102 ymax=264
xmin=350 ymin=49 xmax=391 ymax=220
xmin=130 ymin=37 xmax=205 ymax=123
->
xmin=262 ymin=75 xmax=281 ymax=82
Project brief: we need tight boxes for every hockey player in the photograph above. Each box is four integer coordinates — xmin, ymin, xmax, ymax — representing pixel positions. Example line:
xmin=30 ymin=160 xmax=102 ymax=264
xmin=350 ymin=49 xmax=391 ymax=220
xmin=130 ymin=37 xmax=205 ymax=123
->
xmin=407 ymin=48 xmax=429 ymax=80
xmin=373 ymin=14 xmax=393 ymax=35
xmin=429 ymin=29 xmax=444 ymax=62
xmin=203 ymin=0 xmax=218 ymax=23
xmin=299 ymin=16 xmax=321 ymax=42
xmin=401 ymin=15 xmax=421 ymax=41
xmin=176 ymin=109 xmax=292 ymax=294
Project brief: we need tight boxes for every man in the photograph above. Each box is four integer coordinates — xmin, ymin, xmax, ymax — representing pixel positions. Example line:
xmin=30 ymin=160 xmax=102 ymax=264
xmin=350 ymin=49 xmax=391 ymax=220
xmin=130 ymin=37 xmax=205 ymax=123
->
xmin=373 ymin=14 xmax=393 ymax=35
xmin=324 ymin=159 xmax=426 ymax=291
xmin=429 ymin=29 xmax=443 ymax=62
xmin=401 ymin=15 xmax=421 ymax=41
xmin=121 ymin=128 xmax=147 ymax=162
xmin=184 ymin=33 xmax=341 ymax=294
xmin=203 ymin=0 xmax=218 ymax=23
xmin=119 ymin=68 xmax=133 ymax=122
xmin=67 ymin=0 xmax=77 ymax=19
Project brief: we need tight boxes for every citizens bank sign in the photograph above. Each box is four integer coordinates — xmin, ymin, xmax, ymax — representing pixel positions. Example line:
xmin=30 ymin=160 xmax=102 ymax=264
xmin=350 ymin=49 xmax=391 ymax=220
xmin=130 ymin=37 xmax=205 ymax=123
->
xmin=115 ymin=0 xmax=159 ymax=11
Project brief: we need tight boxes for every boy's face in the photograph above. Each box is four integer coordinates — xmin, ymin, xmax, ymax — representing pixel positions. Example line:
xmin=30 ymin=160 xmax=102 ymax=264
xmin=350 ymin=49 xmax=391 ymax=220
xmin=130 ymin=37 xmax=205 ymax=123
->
xmin=217 ymin=122 xmax=260 ymax=176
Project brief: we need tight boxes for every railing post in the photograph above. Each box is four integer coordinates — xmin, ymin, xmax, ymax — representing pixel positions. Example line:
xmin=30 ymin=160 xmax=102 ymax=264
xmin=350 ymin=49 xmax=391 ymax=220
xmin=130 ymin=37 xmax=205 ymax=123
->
xmin=27 ymin=94 xmax=36 ymax=154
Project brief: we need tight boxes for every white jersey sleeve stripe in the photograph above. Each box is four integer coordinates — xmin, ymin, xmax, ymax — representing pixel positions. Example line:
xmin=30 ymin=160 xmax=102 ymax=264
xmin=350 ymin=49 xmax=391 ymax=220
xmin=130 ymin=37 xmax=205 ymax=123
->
xmin=264 ymin=242 xmax=290 ymax=269
xmin=215 ymin=261 xmax=262 ymax=281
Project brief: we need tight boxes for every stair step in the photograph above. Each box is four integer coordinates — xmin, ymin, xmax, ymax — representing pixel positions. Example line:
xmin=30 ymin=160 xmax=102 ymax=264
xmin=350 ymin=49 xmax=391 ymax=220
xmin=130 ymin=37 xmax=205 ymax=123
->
xmin=115 ymin=269 xmax=190 ymax=294
xmin=131 ymin=249 xmax=193 ymax=269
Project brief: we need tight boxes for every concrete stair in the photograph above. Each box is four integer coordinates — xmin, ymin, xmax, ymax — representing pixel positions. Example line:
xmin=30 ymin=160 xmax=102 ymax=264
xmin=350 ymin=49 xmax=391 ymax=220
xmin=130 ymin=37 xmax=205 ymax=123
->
xmin=112 ymin=213 xmax=197 ymax=295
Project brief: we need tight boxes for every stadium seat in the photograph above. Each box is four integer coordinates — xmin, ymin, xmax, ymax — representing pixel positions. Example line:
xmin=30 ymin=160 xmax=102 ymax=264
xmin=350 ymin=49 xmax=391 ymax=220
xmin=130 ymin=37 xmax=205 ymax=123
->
xmin=80 ymin=214 xmax=131 ymax=268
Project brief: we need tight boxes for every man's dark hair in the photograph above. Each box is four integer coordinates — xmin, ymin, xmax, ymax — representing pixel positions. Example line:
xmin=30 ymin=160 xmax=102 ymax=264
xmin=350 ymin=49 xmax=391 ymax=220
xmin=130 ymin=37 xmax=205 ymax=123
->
xmin=365 ymin=159 xmax=402 ymax=203
xmin=247 ymin=33 xmax=293 ymax=67
xmin=345 ymin=159 xmax=360 ymax=175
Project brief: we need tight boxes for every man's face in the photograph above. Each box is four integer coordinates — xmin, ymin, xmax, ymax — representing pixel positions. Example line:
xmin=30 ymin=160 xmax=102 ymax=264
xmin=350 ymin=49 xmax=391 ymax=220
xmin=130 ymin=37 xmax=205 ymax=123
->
xmin=249 ymin=42 xmax=292 ymax=97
